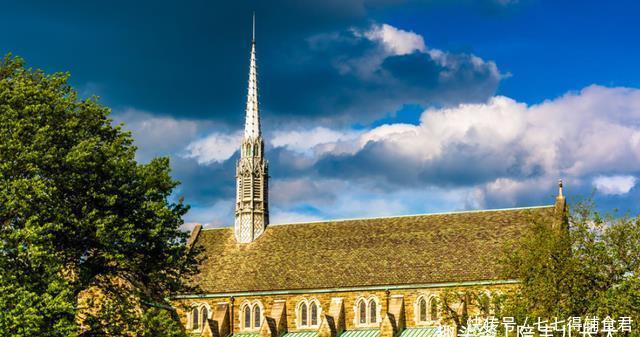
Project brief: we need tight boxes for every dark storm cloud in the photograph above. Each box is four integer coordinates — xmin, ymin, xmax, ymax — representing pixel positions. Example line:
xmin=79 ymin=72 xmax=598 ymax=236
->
xmin=170 ymin=154 xmax=238 ymax=205
xmin=263 ymin=26 xmax=501 ymax=125
xmin=1 ymin=0 xmax=501 ymax=129
xmin=0 ymin=0 xmax=388 ymax=122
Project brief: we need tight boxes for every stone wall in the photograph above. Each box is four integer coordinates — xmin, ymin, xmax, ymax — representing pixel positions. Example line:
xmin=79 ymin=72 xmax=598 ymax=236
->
xmin=174 ymin=283 xmax=515 ymax=336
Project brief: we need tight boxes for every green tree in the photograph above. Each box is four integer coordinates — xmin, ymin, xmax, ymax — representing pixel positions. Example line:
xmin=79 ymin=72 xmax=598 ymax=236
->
xmin=501 ymin=201 xmax=639 ymax=334
xmin=0 ymin=55 xmax=199 ymax=336
xmin=438 ymin=289 xmax=506 ymax=333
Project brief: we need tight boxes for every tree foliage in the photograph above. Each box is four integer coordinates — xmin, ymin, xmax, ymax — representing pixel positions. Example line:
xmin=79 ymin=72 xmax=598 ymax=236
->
xmin=439 ymin=288 xmax=506 ymax=333
xmin=438 ymin=203 xmax=639 ymax=336
xmin=500 ymin=201 xmax=640 ymax=333
xmin=0 ymin=54 xmax=199 ymax=336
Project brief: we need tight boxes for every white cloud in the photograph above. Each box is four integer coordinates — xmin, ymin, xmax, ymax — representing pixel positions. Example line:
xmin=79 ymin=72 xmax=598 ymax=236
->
xmin=183 ymin=131 xmax=242 ymax=165
xmin=271 ymin=178 xmax=344 ymax=205
xmin=593 ymin=175 xmax=637 ymax=195
xmin=271 ymin=176 xmax=476 ymax=222
xmin=358 ymin=23 xmax=501 ymax=82
xmin=114 ymin=108 xmax=201 ymax=162
xmin=283 ymin=85 xmax=640 ymax=209
xmin=169 ymin=85 xmax=640 ymax=224
xmin=271 ymin=127 xmax=359 ymax=154
xmin=364 ymin=23 xmax=426 ymax=55
xmin=184 ymin=199 xmax=235 ymax=228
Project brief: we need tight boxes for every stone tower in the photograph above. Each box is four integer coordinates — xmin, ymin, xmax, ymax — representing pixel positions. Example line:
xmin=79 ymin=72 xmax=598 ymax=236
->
xmin=235 ymin=14 xmax=269 ymax=243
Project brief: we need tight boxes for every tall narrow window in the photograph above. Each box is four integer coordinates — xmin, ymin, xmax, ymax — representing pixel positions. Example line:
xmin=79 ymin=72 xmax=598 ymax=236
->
xmin=359 ymin=300 xmax=366 ymax=324
xmin=301 ymin=303 xmax=308 ymax=326
xmin=244 ymin=306 xmax=251 ymax=329
xmin=192 ymin=307 xmax=200 ymax=330
xmin=419 ymin=298 xmax=427 ymax=322
xmin=254 ymin=305 xmax=261 ymax=328
xmin=311 ymin=302 xmax=318 ymax=326
xmin=356 ymin=297 xmax=380 ymax=327
xmin=430 ymin=299 xmax=438 ymax=320
xmin=201 ymin=307 xmax=209 ymax=328
xmin=369 ymin=301 xmax=377 ymax=323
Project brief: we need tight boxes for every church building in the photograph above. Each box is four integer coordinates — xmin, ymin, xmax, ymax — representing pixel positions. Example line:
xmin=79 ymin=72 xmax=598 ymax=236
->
xmin=172 ymin=18 xmax=568 ymax=337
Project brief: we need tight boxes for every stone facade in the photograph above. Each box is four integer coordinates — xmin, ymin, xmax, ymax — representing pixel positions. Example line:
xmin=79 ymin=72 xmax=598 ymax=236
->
xmin=174 ymin=284 xmax=515 ymax=337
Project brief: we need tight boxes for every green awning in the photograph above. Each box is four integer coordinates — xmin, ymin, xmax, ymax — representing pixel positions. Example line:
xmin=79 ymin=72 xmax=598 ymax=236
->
xmin=234 ymin=333 xmax=260 ymax=337
xmin=282 ymin=331 xmax=319 ymax=337
xmin=340 ymin=329 xmax=380 ymax=337
xmin=398 ymin=328 xmax=441 ymax=337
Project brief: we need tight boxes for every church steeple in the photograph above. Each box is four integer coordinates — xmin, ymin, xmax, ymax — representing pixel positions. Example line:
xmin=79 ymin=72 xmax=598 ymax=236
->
xmin=554 ymin=178 xmax=568 ymax=229
xmin=244 ymin=12 xmax=260 ymax=140
xmin=235 ymin=13 xmax=269 ymax=243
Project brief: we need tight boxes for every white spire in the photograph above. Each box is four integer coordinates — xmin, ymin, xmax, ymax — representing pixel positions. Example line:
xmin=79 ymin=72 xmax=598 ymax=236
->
xmin=244 ymin=13 xmax=260 ymax=139
xmin=558 ymin=178 xmax=564 ymax=197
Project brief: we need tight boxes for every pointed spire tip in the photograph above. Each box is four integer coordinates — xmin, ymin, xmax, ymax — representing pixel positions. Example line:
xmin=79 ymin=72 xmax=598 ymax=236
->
xmin=252 ymin=12 xmax=256 ymax=43
xmin=557 ymin=178 xmax=563 ymax=197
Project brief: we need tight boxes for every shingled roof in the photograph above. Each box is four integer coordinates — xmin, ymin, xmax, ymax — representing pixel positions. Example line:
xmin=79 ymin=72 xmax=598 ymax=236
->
xmin=187 ymin=206 xmax=555 ymax=294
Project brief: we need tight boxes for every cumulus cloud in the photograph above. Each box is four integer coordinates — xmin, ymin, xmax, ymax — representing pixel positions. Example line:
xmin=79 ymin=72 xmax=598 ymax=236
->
xmin=183 ymin=131 xmax=242 ymax=164
xmin=183 ymin=199 xmax=235 ymax=228
xmin=592 ymin=175 xmax=637 ymax=195
xmin=363 ymin=23 xmax=426 ymax=55
xmin=271 ymin=22 xmax=502 ymax=124
xmin=171 ymin=84 xmax=640 ymax=226
xmin=114 ymin=108 xmax=200 ymax=162
xmin=305 ymin=85 xmax=640 ymax=208
xmin=271 ymin=127 xmax=359 ymax=154
xmin=269 ymin=177 xmax=476 ymax=224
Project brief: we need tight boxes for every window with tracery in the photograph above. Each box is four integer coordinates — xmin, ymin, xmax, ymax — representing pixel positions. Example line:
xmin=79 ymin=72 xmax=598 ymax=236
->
xmin=355 ymin=296 xmax=380 ymax=327
xmin=240 ymin=301 xmax=263 ymax=331
xmin=297 ymin=299 xmax=322 ymax=329
xmin=415 ymin=295 xmax=439 ymax=324
xmin=414 ymin=295 xmax=440 ymax=325
xmin=188 ymin=303 xmax=211 ymax=331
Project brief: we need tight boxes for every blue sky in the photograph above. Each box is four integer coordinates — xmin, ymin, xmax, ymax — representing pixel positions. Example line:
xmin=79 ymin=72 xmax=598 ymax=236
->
xmin=2 ymin=0 xmax=639 ymax=226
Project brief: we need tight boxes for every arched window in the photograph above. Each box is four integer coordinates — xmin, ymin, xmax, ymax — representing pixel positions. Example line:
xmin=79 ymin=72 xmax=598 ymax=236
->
xmin=240 ymin=301 xmax=263 ymax=331
xmin=358 ymin=300 xmax=367 ymax=324
xmin=253 ymin=305 xmax=261 ymax=328
xmin=369 ymin=301 xmax=377 ymax=323
xmin=355 ymin=296 xmax=379 ymax=327
xmin=419 ymin=297 xmax=427 ymax=322
xmin=430 ymin=299 xmax=438 ymax=320
xmin=201 ymin=307 xmax=209 ymax=328
xmin=244 ymin=305 xmax=251 ymax=329
xmin=415 ymin=295 xmax=439 ymax=324
xmin=310 ymin=302 xmax=318 ymax=326
xmin=192 ymin=307 xmax=200 ymax=330
xmin=297 ymin=299 xmax=322 ymax=329
xmin=301 ymin=303 xmax=308 ymax=326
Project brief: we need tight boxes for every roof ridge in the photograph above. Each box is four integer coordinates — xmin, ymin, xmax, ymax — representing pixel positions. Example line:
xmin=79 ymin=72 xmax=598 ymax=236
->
xmin=269 ymin=204 xmax=554 ymax=227
xmin=200 ymin=226 xmax=232 ymax=232
xmin=199 ymin=204 xmax=554 ymax=231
